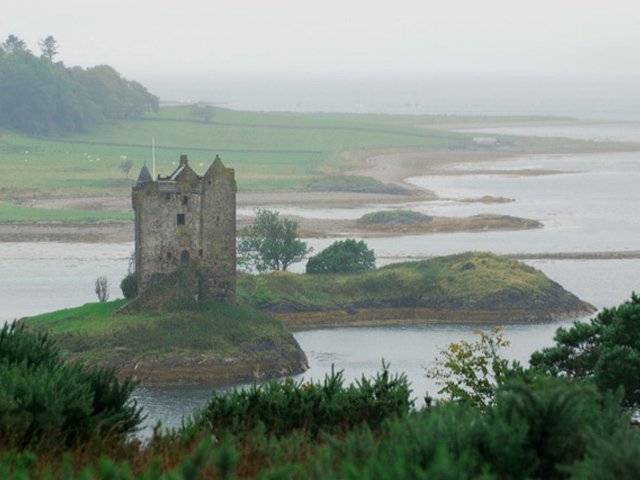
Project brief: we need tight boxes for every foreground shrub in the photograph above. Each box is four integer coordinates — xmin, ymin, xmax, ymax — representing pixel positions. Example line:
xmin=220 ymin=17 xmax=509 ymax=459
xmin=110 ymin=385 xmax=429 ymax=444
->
xmin=530 ymin=292 xmax=640 ymax=407
xmin=192 ymin=363 xmax=413 ymax=439
xmin=0 ymin=321 xmax=143 ymax=449
xmin=309 ymin=378 xmax=640 ymax=480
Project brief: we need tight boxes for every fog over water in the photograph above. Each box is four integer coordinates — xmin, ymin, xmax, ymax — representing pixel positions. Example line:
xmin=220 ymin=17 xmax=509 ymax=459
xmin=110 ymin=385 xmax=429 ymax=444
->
xmin=153 ymin=75 xmax=640 ymax=122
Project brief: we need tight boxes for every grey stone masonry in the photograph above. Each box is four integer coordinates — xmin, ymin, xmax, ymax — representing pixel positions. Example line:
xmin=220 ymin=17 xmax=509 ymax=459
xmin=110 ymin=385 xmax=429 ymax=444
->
xmin=132 ymin=154 xmax=237 ymax=304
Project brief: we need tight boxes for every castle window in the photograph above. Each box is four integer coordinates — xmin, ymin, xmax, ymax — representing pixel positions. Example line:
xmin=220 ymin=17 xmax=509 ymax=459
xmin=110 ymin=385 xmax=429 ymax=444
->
xmin=177 ymin=214 xmax=185 ymax=225
xmin=167 ymin=252 xmax=172 ymax=260
xmin=181 ymin=250 xmax=190 ymax=265
xmin=198 ymin=249 xmax=203 ymax=258
xmin=166 ymin=192 xmax=171 ymax=200
xmin=182 ymin=196 xmax=188 ymax=205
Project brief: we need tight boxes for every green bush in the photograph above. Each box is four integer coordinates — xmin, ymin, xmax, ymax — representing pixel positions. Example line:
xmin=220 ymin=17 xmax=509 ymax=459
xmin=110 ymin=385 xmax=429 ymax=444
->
xmin=0 ymin=321 xmax=143 ymax=449
xmin=305 ymin=238 xmax=376 ymax=274
xmin=191 ymin=363 xmax=413 ymax=439
xmin=120 ymin=272 xmax=138 ymax=299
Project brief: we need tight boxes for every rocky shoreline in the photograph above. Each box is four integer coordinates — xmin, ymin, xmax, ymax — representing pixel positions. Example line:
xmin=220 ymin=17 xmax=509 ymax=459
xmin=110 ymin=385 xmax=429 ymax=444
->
xmin=107 ymin=337 xmax=309 ymax=388
xmin=258 ymin=285 xmax=597 ymax=332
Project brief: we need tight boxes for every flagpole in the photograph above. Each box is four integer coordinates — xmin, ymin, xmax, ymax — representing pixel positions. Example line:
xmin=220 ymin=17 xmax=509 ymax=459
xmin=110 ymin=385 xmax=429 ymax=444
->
xmin=152 ymin=137 xmax=156 ymax=179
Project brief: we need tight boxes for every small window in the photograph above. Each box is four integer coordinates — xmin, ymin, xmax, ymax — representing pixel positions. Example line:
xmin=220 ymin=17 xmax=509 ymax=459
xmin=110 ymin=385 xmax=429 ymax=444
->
xmin=177 ymin=214 xmax=185 ymax=225
xmin=181 ymin=250 xmax=189 ymax=265
xmin=165 ymin=192 xmax=171 ymax=200
xmin=182 ymin=196 xmax=188 ymax=205
xmin=198 ymin=249 xmax=203 ymax=258
xmin=167 ymin=252 xmax=172 ymax=260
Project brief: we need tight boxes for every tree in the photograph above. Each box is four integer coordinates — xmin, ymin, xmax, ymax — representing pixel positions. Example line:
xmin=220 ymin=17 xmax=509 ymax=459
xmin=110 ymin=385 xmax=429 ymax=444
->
xmin=238 ymin=208 xmax=311 ymax=272
xmin=1 ymin=34 xmax=29 ymax=54
xmin=119 ymin=159 xmax=134 ymax=178
xmin=0 ymin=50 xmax=157 ymax=133
xmin=38 ymin=35 xmax=58 ymax=61
xmin=0 ymin=321 xmax=142 ymax=448
xmin=306 ymin=238 xmax=375 ymax=274
xmin=95 ymin=276 xmax=109 ymax=302
xmin=190 ymin=102 xmax=215 ymax=122
xmin=424 ymin=326 xmax=521 ymax=409
xmin=530 ymin=293 xmax=640 ymax=407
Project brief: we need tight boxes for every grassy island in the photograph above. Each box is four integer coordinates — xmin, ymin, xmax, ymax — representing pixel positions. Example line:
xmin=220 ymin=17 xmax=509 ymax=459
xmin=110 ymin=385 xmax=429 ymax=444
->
xmin=239 ymin=252 xmax=596 ymax=329
xmin=21 ymin=252 xmax=594 ymax=387
xmin=22 ymin=299 xmax=308 ymax=387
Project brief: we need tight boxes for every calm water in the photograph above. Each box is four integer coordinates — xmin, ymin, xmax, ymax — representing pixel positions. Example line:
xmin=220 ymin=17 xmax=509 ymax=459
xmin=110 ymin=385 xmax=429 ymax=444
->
xmin=2 ymin=115 xmax=639 ymax=434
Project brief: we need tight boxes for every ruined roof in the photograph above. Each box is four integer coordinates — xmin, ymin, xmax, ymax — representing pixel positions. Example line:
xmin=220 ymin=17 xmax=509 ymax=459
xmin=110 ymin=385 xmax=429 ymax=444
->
xmin=163 ymin=155 xmax=200 ymax=184
xmin=169 ymin=165 xmax=186 ymax=180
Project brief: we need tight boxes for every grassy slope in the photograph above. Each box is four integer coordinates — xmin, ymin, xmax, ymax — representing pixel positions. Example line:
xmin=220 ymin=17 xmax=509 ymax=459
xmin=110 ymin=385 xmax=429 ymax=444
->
xmin=238 ymin=252 xmax=581 ymax=311
xmin=23 ymin=252 xmax=591 ymax=363
xmin=23 ymin=299 xmax=289 ymax=362
xmin=0 ymin=107 xmax=593 ymax=223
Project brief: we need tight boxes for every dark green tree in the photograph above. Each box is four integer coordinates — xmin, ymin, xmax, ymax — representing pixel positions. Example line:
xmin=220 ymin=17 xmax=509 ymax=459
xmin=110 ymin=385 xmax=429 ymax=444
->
xmin=119 ymin=159 xmax=134 ymax=178
xmin=0 ymin=46 xmax=157 ymax=133
xmin=38 ymin=35 xmax=58 ymax=61
xmin=238 ymin=208 xmax=311 ymax=272
xmin=530 ymin=292 xmax=640 ymax=407
xmin=306 ymin=238 xmax=375 ymax=274
xmin=73 ymin=64 xmax=158 ymax=119
xmin=0 ymin=321 xmax=143 ymax=448
xmin=190 ymin=102 xmax=216 ymax=122
xmin=1 ymin=34 xmax=29 ymax=54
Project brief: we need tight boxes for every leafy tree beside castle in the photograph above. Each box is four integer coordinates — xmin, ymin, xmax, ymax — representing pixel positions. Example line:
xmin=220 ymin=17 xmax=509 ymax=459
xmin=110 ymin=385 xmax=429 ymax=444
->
xmin=306 ymin=238 xmax=376 ymax=274
xmin=0 ymin=34 xmax=158 ymax=134
xmin=238 ymin=209 xmax=311 ymax=272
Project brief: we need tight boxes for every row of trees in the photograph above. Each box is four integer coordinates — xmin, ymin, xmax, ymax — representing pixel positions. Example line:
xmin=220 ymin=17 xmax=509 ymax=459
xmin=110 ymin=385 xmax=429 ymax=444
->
xmin=0 ymin=34 xmax=159 ymax=134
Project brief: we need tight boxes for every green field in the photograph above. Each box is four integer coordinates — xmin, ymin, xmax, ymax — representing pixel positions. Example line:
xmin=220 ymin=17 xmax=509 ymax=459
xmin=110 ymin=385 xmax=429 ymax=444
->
xmin=0 ymin=106 xmax=600 ymax=224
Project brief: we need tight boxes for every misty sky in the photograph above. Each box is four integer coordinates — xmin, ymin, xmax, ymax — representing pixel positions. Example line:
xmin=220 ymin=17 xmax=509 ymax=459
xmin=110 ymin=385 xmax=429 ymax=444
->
xmin=4 ymin=1 xmax=639 ymax=82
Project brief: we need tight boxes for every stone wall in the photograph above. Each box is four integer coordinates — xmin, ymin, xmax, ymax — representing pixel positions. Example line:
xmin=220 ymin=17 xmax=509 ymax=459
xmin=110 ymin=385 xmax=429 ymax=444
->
xmin=132 ymin=154 xmax=236 ymax=304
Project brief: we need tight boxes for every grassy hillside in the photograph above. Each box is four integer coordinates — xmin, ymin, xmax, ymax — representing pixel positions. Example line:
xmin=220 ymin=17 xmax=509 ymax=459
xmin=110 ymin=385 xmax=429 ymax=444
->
xmin=23 ymin=298 xmax=290 ymax=363
xmin=238 ymin=252 xmax=593 ymax=314
xmin=0 ymin=106 xmax=594 ymax=223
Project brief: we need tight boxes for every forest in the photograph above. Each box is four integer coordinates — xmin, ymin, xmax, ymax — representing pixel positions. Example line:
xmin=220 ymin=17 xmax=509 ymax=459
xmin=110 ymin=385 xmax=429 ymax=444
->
xmin=0 ymin=35 xmax=159 ymax=134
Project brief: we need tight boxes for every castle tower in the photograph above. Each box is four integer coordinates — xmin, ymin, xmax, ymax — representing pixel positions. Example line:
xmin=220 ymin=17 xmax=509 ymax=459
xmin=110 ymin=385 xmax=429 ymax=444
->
xmin=132 ymin=154 xmax=236 ymax=304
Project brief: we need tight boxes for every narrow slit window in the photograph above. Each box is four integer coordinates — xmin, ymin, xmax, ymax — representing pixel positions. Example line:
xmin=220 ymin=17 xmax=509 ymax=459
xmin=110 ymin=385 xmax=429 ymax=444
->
xmin=167 ymin=252 xmax=172 ymax=260
xmin=177 ymin=214 xmax=185 ymax=225
xmin=183 ymin=196 xmax=188 ymax=205
xmin=198 ymin=249 xmax=203 ymax=258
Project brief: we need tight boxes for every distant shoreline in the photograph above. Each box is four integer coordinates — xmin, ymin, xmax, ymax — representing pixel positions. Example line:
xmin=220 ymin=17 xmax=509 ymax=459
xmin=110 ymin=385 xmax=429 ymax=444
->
xmin=4 ymin=118 xmax=639 ymax=244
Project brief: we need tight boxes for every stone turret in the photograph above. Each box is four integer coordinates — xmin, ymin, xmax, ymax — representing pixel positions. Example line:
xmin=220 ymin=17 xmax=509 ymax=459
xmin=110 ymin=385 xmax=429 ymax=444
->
xmin=132 ymin=154 xmax=236 ymax=304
